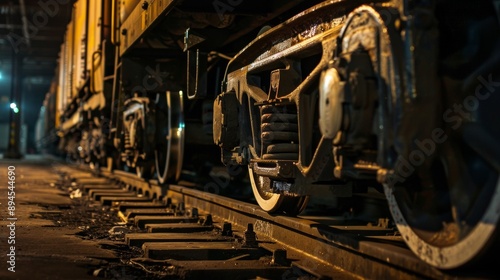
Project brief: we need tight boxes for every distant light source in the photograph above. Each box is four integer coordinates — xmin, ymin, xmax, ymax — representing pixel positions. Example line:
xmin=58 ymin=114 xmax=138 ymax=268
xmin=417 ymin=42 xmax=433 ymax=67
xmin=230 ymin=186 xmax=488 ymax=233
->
xmin=0 ymin=72 xmax=2 ymax=80
xmin=10 ymin=103 xmax=19 ymax=113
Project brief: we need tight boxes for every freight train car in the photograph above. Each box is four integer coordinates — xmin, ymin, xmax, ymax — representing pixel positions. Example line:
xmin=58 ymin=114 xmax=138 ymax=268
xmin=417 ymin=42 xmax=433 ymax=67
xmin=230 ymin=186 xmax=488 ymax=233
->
xmin=45 ymin=0 xmax=500 ymax=270
xmin=35 ymin=78 xmax=59 ymax=154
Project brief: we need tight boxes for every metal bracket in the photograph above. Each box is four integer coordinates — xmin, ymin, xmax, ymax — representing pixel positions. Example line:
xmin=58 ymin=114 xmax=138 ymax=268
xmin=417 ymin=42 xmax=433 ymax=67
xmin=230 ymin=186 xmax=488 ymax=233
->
xmin=187 ymin=49 xmax=208 ymax=99
xmin=250 ymin=160 xmax=296 ymax=179
xmin=184 ymin=28 xmax=206 ymax=52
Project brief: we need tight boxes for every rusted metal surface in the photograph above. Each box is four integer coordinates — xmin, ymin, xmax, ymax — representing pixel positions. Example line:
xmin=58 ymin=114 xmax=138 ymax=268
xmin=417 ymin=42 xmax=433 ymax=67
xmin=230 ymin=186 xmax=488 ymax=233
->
xmin=134 ymin=216 xmax=199 ymax=229
xmin=146 ymin=223 xmax=214 ymax=233
xmin=142 ymin=241 xmax=262 ymax=260
xmin=100 ymin=196 xmax=151 ymax=206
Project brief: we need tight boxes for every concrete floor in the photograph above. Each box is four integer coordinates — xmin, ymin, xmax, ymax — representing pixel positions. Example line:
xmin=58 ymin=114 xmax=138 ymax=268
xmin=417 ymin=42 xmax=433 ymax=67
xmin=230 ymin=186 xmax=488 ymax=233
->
xmin=0 ymin=155 xmax=116 ymax=280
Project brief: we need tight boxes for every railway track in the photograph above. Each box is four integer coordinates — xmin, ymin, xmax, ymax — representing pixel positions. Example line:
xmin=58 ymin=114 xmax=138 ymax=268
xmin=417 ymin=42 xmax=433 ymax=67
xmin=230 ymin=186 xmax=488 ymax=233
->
xmin=52 ymin=163 xmax=494 ymax=279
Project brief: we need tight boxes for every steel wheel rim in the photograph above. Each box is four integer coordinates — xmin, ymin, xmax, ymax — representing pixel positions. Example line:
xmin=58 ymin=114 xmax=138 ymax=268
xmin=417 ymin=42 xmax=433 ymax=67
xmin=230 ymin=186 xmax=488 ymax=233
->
xmin=155 ymin=91 xmax=184 ymax=184
xmin=248 ymin=166 xmax=284 ymax=212
xmin=385 ymin=135 xmax=500 ymax=269
xmin=248 ymin=166 xmax=309 ymax=215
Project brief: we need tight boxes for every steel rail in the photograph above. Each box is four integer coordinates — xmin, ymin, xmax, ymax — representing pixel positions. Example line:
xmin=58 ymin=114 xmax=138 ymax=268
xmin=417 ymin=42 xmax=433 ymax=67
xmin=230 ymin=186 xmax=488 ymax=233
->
xmin=84 ymin=167 xmax=464 ymax=280
xmin=52 ymin=160 xmax=490 ymax=279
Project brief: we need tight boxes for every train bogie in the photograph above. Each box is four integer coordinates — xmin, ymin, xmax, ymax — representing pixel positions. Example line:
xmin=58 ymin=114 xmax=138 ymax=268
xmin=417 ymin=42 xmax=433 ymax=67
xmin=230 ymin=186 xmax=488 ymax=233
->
xmin=326 ymin=3 xmax=500 ymax=269
xmin=216 ymin=0 xmax=364 ymax=214
xmin=215 ymin=0 xmax=500 ymax=269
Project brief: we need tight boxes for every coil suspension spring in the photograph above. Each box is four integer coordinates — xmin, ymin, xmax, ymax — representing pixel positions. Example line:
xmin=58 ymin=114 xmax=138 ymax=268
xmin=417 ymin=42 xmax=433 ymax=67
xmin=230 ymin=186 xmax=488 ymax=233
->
xmin=124 ymin=127 xmax=132 ymax=150
xmin=260 ymin=104 xmax=299 ymax=160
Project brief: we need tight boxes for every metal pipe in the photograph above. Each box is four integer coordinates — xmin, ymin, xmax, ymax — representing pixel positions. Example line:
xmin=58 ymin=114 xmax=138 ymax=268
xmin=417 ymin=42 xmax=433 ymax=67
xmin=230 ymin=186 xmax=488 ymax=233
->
xmin=5 ymin=49 xmax=23 ymax=159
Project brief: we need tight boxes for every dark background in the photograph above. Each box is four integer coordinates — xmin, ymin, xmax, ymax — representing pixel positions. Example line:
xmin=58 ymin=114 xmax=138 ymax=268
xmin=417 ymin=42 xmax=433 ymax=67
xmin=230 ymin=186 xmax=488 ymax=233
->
xmin=0 ymin=0 xmax=75 ymax=152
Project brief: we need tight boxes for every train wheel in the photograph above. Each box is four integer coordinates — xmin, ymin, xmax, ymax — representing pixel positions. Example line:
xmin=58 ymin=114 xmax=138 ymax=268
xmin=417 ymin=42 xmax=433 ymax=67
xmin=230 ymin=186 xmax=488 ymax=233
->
xmin=332 ymin=5 xmax=499 ymax=268
xmin=385 ymin=125 xmax=500 ymax=269
xmin=136 ymin=159 xmax=155 ymax=179
xmin=106 ymin=153 xmax=121 ymax=172
xmin=248 ymin=166 xmax=309 ymax=216
xmin=155 ymin=91 xmax=184 ymax=184
xmin=131 ymin=111 xmax=156 ymax=180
